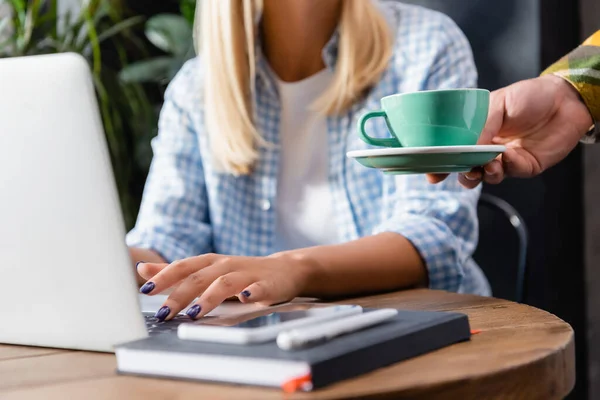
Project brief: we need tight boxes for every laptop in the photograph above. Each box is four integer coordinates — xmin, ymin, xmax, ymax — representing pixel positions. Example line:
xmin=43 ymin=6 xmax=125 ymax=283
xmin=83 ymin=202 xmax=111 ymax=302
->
xmin=0 ymin=53 xmax=204 ymax=352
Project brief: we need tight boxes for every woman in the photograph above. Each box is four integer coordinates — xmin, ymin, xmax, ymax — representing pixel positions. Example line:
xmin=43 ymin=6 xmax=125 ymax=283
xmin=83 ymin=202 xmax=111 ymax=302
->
xmin=128 ymin=0 xmax=490 ymax=322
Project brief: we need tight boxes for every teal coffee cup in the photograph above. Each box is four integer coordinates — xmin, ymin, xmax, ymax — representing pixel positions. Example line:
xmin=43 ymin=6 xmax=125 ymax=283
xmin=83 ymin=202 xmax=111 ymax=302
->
xmin=358 ymin=89 xmax=490 ymax=147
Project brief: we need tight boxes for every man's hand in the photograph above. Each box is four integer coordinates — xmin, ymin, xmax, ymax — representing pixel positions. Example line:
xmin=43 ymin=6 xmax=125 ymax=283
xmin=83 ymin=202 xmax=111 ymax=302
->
xmin=427 ymin=74 xmax=594 ymax=188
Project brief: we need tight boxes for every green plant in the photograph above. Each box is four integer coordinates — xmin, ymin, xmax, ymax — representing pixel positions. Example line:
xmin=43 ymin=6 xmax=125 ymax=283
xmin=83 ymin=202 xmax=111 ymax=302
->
xmin=179 ymin=0 xmax=196 ymax=25
xmin=0 ymin=0 xmax=158 ymax=229
xmin=119 ymin=12 xmax=194 ymax=85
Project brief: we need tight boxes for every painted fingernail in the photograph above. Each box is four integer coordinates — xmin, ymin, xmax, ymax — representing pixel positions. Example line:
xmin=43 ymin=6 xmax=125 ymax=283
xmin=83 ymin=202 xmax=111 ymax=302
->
xmin=135 ymin=261 xmax=145 ymax=269
xmin=241 ymin=290 xmax=251 ymax=298
xmin=139 ymin=282 xmax=155 ymax=294
xmin=186 ymin=304 xmax=201 ymax=319
xmin=155 ymin=306 xmax=170 ymax=321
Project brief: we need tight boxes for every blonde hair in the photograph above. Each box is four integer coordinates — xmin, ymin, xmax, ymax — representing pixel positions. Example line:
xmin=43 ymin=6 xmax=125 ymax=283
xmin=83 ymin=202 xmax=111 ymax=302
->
xmin=195 ymin=0 xmax=392 ymax=175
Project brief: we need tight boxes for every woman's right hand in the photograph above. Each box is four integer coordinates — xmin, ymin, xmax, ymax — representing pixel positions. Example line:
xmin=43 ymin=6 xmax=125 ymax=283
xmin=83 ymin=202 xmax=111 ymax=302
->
xmin=427 ymin=74 xmax=594 ymax=188
xmin=135 ymin=252 xmax=316 ymax=321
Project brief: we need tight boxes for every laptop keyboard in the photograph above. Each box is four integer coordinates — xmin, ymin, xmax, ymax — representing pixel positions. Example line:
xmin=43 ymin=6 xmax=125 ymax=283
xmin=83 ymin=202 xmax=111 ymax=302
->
xmin=144 ymin=313 xmax=190 ymax=335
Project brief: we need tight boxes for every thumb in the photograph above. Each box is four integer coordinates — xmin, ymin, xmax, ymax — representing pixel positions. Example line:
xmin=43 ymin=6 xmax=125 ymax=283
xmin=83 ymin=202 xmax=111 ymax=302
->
xmin=478 ymin=89 xmax=506 ymax=145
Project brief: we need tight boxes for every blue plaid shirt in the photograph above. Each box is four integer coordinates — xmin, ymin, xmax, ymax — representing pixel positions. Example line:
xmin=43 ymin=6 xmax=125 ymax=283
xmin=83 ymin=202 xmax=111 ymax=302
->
xmin=126 ymin=1 xmax=491 ymax=296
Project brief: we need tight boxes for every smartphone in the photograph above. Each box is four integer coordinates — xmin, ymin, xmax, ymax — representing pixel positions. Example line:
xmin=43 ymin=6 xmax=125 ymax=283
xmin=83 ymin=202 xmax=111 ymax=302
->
xmin=177 ymin=305 xmax=363 ymax=344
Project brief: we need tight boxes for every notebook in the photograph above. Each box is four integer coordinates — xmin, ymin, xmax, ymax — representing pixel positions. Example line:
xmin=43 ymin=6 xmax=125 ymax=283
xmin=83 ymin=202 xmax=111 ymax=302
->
xmin=115 ymin=308 xmax=471 ymax=392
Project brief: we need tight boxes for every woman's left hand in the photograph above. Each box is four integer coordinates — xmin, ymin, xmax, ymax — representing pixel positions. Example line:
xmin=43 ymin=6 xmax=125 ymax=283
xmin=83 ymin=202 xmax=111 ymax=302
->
xmin=136 ymin=253 xmax=317 ymax=320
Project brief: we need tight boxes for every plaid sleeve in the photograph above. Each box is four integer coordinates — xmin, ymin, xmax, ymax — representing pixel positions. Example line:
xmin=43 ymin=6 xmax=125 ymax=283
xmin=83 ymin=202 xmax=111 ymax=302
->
xmin=374 ymin=175 xmax=481 ymax=293
xmin=422 ymin=13 xmax=478 ymax=90
xmin=374 ymin=15 xmax=481 ymax=292
xmin=126 ymin=60 xmax=213 ymax=262
xmin=542 ymin=30 xmax=600 ymax=143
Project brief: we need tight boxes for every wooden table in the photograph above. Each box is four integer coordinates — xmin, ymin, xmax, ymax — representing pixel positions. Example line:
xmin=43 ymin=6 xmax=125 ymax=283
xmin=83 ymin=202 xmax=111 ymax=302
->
xmin=0 ymin=290 xmax=575 ymax=399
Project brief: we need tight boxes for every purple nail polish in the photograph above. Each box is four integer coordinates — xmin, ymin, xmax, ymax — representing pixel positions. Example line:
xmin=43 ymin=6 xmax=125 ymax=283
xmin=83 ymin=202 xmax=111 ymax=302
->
xmin=155 ymin=306 xmax=170 ymax=321
xmin=241 ymin=290 xmax=251 ymax=298
xmin=186 ymin=305 xmax=201 ymax=319
xmin=135 ymin=261 xmax=145 ymax=269
xmin=140 ymin=282 xmax=155 ymax=294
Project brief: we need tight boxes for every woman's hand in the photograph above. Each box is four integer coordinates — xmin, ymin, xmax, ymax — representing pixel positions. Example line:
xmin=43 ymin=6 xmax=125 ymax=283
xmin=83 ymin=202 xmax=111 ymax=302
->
xmin=136 ymin=253 xmax=318 ymax=321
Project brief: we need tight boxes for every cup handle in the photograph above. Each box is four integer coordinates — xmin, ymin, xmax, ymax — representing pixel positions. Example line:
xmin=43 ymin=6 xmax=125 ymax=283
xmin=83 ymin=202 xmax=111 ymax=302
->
xmin=358 ymin=110 xmax=401 ymax=147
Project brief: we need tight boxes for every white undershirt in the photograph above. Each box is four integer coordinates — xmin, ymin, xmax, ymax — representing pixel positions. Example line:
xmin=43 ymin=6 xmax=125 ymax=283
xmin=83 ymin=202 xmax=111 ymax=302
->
xmin=273 ymin=68 xmax=339 ymax=252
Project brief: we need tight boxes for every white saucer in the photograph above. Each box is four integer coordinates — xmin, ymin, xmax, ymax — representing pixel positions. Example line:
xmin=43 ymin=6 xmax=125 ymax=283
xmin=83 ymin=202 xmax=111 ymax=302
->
xmin=347 ymin=145 xmax=507 ymax=158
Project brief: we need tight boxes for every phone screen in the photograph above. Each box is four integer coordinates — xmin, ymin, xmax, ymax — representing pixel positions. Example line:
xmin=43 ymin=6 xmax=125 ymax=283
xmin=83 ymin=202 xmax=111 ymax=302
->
xmin=231 ymin=306 xmax=355 ymax=329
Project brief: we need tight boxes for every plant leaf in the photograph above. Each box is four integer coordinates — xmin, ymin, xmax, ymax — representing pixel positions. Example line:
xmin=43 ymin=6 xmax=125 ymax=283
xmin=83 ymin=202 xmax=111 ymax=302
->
xmin=93 ymin=1 xmax=110 ymax=25
xmin=35 ymin=0 xmax=58 ymax=38
xmin=0 ymin=16 xmax=10 ymax=39
xmin=34 ymin=36 xmax=61 ymax=52
xmin=180 ymin=0 xmax=196 ymax=25
xmin=82 ymin=3 xmax=101 ymax=75
xmin=98 ymin=15 xmax=144 ymax=44
xmin=145 ymin=14 xmax=192 ymax=56
xmin=80 ymin=15 xmax=144 ymax=56
xmin=119 ymin=57 xmax=175 ymax=83
xmin=8 ymin=0 xmax=26 ymax=15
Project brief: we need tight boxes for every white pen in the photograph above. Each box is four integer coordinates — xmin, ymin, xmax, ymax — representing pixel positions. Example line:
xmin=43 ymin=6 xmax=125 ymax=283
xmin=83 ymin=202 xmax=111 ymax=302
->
xmin=276 ymin=308 xmax=399 ymax=351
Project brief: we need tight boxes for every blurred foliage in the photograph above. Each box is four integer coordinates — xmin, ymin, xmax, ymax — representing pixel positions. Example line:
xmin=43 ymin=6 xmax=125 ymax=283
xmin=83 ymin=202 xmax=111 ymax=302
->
xmin=119 ymin=9 xmax=194 ymax=85
xmin=179 ymin=0 xmax=196 ymax=25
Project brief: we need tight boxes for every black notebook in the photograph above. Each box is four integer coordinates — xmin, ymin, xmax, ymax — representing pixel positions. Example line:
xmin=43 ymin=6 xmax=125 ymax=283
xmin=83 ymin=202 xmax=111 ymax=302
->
xmin=115 ymin=309 xmax=471 ymax=392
